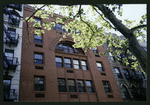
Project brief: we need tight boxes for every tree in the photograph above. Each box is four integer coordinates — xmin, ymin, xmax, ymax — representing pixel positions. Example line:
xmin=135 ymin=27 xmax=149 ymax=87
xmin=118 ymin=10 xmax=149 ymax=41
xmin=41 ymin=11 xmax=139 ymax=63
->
xmin=25 ymin=4 xmax=147 ymax=72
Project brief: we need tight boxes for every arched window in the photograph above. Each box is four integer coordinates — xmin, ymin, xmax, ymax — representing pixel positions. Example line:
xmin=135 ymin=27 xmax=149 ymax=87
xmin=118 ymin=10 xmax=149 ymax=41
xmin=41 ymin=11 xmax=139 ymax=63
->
xmin=122 ymin=85 xmax=131 ymax=99
xmin=131 ymin=85 xmax=139 ymax=98
xmin=55 ymin=41 xmax=84 ymax=54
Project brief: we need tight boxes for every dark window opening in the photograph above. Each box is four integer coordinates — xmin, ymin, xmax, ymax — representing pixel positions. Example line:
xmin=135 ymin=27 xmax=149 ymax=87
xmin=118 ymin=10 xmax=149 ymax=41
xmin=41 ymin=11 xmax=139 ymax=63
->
xmin=35 ymin=66 xmax=43 ymax=70
xmin=70 ymin=95 xmax=78 ymax=98
xmin=35 ymin=94 xmax=45 ymax=98
xmin=122 ymin=85 xmax=131 ymax=99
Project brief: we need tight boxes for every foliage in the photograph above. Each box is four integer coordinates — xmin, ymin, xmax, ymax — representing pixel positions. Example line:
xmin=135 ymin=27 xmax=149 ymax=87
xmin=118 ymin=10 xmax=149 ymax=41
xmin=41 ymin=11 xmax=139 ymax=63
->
xmin=25 ymin=4 xmax=147 ymax=73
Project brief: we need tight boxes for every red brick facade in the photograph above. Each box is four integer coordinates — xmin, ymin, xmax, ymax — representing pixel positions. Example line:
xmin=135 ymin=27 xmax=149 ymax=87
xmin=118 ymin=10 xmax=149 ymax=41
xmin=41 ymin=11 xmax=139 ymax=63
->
xmin=19 ymin=5 xmax=123 ymax=102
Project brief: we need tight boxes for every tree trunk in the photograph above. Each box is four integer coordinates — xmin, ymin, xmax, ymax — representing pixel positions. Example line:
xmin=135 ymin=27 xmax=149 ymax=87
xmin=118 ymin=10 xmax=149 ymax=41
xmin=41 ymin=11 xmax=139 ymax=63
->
xmin=94 ymin=4 xmax=147 ymax=72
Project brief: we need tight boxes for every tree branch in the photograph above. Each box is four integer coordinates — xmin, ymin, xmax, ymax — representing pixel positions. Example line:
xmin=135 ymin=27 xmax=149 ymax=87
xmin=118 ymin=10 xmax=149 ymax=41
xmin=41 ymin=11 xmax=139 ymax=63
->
xmin=25 ymin=4 xmax=47 ymax=44
xmin=131 ymin=24 xmax=147 ymax=32
xmin=92 ymin=6 xmax=117 ymax=30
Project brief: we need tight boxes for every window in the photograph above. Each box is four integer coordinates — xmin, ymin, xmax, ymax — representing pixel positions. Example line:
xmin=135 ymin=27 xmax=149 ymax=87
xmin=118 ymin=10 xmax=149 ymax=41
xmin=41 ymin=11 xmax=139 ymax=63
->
xmin=34 ymin=76 xmax=44 ymax=91
xmin=77 ymin=80 xmax=85 ymax=92
xmin=64 ymin=58 xmax=72 ymax=68
xmin=81 ymin=60 xmax=88 ymax=70
xmin=96 ymin=62 xmax=104 ymax=71
xmin=34 ymin=34 xmax=42 ymax=43
xmin=73 ymin=59 xmax=80 ymax=69
xmin=34 ymin=18 xmax=41 ymax=25
xmin=92 ymin=48 xmax=98 ymax=54
xmin=55 ymin=41 xmax=84 ymax=54
xmin=67 ymin=79 xmax=76 ymax=92
xmin=102 ymin=81 xmax=111 ymax=93
xmin=4 ymin=49 xmax=14 ymax=65
xmin=115 ymin=68 xmax=123 ymax=78
xmin=57 ymin=78 xmax=66 ymax=92
xmin=124 ymin=69 xmax=130 ymax=78
xmin=55 ymin=57 xmax=63 ymax=67
xmin=108 ymin=52 xmax=115 ymax=61
xmin=130 ymin=69 xmax=136 ymax=77
xmin=86 ymin=80 xmax=94 ymax=93
xmin=122 ymin=85 xmax=131 ymax=99
xmin=34 ymin=53 xmax=43 ymax=64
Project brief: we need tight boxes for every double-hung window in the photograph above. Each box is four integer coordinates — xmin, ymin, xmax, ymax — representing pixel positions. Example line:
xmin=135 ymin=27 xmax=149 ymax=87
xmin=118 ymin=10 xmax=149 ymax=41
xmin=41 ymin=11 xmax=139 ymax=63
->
xmin=77 ymin=80 xmax=85 ymax=92
xmin=81 ymin=60 xmax=88 ymax=70
xmin=64 ymin=58 xmax=72 ymax=68
xmin=73 ymin=59 xmax=80 ymax=69
xmin=67 ymin=79 xmax=76 ymax=92
xmin=96 ymin=62 xmax=104 ymax=71
xmin=34 ymin=76 xmax=44 ymax=91
xmin=57 ymin=78 xmax=66 ymax=92
xmin=34 ymin=34 xmax=42 ymax=43
xmin=102 ymin=81 xmax=111 ymax=93
xmin=115 ymin=68 xmax=123 ymax=78
xmin=86 ymin=80 xmax=94 ymax=93
xmin=34 ymin=53 xmax=43 ymax=64
xmin=55 ymin=57 xmax=63 ymax=67
xmin=108 ymin=52 xmax=115 ymax=61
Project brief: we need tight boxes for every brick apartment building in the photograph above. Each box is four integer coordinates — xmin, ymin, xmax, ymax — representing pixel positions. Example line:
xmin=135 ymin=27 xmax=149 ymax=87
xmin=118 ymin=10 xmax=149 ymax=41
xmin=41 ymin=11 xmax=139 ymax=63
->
xmin=19 ymin=5 xmax=123 ymax=102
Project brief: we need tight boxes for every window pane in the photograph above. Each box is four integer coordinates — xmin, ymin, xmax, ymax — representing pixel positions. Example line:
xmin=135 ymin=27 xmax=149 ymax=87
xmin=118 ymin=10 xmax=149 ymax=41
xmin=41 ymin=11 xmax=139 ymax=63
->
xmin=98 ymin=67 xmax=103 ymax=71
xmin=69 ymin=86 xmax=76 ymax=92
xmin=68 ymin=80 xmax=75 ymax=86
xmin=77 ymin=80 xmax=84 ymax=86
xmin=64 ymin=58 xmax=71 ymax=63
xmin=74 ymin=65 xmax=80 ymax=69
xmin=34 ymin=34 xmax=42 ymax=40
xmin=55 ymin=57 xmax=62 ymax=63
xmin=82 ymin=66 xmax=87 ymax=70
xmin=86 ymin=81 xmax=92 ymax=87
xmin=115 ymin=68 xmax=120 ymax=74
xmin=81 ymin=61 xmax=86 ymax=65
xmin=34 ymin=54 xmax=43 ymax=59
xmin=34 ymin=77 xmax=44 ymax=84
xmin=58 ymin=78 xmax=65 ymax=86
xmin=73 ymin=60 xmax=79 ymax=64
xmin=103 ymin=81 xmax=111 ymax=93
xmin=96 ymin=62 xmax=102 ymax=67
xmin=78 ymin=87 xmax=85 ymax=92
xmin=34 ymin=18 xmax=41 ymax=25
xmin=87 ymin=87 xmax=94 ymax=93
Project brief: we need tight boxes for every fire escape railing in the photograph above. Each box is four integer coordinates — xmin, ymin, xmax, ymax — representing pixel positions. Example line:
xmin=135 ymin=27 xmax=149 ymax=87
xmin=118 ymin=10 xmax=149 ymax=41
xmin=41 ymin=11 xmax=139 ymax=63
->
xmin=3 ymin=25 xmax=19 ymax=46
xmin=4 ymin=89 xmax=17 ymax=101
xmin=3 ymin=4 xmax=21 ymax=27
xmin=3 ymin=53 xmax=19 ymax=71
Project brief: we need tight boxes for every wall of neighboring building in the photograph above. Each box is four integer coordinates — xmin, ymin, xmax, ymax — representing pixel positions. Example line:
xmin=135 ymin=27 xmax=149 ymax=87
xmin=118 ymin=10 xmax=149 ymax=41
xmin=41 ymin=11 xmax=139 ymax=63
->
xmin=19 ymin=5 xmax=122 ymax=102
xmin=3 ymin=5 xmax=24 ymax=102
xmin=103 ymin=34 xmax=147 ymax=101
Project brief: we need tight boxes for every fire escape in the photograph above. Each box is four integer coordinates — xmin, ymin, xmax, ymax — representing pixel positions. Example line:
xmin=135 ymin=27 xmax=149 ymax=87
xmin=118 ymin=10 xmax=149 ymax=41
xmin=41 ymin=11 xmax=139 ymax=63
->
xmin=3 ymin=4 xmax=22 ymax=102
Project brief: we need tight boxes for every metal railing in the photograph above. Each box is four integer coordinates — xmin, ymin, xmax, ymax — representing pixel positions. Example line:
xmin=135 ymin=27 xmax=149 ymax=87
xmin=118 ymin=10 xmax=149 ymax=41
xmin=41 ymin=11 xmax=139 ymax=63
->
xmin=3 ymin=53 xmax=19 ymax=70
